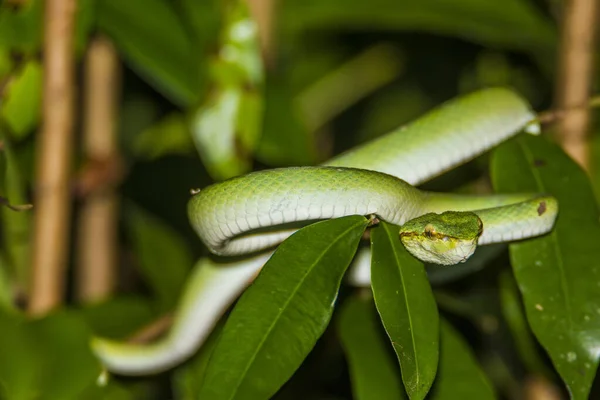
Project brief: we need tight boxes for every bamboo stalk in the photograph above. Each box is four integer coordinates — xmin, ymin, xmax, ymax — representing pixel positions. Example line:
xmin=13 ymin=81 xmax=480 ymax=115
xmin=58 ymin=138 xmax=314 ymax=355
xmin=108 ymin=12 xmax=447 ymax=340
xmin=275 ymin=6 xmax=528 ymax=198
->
xmin=554 ymin=0 xmax=598 ymax=170
xmin=28 ymin=0 xmax=77 ymax=315
xmin=76 ymin=36 xmax=120 ymax=303
xmin=247 ymin=0 xmax=275 ymax=65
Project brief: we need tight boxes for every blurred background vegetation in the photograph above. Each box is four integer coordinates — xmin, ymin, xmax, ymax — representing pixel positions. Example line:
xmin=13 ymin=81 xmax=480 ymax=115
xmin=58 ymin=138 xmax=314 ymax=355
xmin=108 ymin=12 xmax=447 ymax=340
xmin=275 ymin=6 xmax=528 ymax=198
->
xmin=0 ymin=0 xmax=598 ymax=398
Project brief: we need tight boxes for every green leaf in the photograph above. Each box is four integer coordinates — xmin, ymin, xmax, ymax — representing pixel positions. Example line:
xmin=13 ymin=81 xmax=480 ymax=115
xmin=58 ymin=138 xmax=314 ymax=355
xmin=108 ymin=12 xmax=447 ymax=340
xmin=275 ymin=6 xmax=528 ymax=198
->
xmin=0 ymin=309 xmax=118 ymax=400
xmin=491 ymin=134 xmax=600 ymax=399
xmin=96 ymin=0 xmax=199 ymax=106
xmin=30 ymin=311 xmax=102 ymax=400
xmin=296 ymin=43 xmax=404 ymax=132
xmin=498 ymin=270 xmax=553 ymax=378
xmin=191 ymin=88 xmax=254 ymax=180
xmin=428 ymin=319 xmax=496 ymax=399
xmin=175 ymin=0 xmax=221 ymax=50
xmin=1 ymin=60 xmax=42 ymax=139
xmin=338 ymin=294 xmax=407 ymax=400
xmin=281 ymin=0 xmax=556 ymax=56
xmin=370 ymin=221 xmax=439 ymax=400
xmin=190 ymin=0 xmax=264 ymax=180
xmin=126 ymin=204 xmax=193 ymax=311
xmin=200 ymin=215 xmax=368 ymax=400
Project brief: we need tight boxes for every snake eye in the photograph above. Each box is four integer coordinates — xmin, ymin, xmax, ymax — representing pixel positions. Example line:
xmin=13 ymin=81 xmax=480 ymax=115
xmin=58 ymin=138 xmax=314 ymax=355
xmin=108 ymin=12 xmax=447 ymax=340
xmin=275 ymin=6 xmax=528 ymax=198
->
xmin=424 ymin=224 xmax=436 ymax=238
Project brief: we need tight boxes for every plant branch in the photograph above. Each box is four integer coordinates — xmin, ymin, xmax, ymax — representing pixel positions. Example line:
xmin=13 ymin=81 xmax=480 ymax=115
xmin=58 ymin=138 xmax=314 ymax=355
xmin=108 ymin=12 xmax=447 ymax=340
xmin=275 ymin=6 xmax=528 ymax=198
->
xmin=75 ymin=36 xmax=121 ymax=304
xmin=129 ymin=314 xmax=174 ymax=344
xmin=29 ymin=0 xmax=77 ymax=315
xmin=247 ymin=0 xmax=275 ymax=66
xmin=554 ymin=0 xmax=597 ymax=169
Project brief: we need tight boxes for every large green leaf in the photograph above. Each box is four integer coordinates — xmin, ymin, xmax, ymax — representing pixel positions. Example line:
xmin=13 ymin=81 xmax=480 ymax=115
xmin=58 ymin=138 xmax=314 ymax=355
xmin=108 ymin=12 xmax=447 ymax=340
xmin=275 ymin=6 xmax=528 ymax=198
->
xmin=30 ymin=311 xmax=102 ymax=400
xmin=281 ymin=0 xmax=556 ymax=55
xmin=295 ymin=43 xmax=404 ymax=132
xmin=199 ymin=216 xmax=368 ymax=399
xmin=96 ymin=0 xmax=199 ymax=106
xmin=491 ymin=134 xmax=600 ymax=399
xmin=428 ymin=319 xmax=496 ymax=399
xmin=175 ymin=0 xmax=221 ymax=51
xmin=126 ymin=205 xmax=193 ymax=311
xmin=0 ymin=309 xmax=125 ymax=400
xmin=370 ymin=221 xmax=439 ymax=399
xmin=338 ymin=294 xmax=406 ymax=400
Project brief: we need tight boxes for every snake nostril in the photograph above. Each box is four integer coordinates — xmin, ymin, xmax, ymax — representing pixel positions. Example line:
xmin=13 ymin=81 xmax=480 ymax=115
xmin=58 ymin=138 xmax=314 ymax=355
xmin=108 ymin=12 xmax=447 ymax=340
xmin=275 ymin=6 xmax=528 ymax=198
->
xmin=537 ymin=201 xmax=547 ymax=216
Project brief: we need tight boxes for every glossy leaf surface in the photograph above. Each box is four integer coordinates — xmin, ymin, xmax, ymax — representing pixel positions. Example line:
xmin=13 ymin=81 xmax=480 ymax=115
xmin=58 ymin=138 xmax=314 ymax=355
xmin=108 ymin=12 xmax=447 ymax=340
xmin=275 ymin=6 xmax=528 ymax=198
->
xmin=370 ymin=221 xmax=439 ymax=399
xmin=200 ymin=216 xmax=368 ymax=399
xmin=96 ymin=0 xmax=198 ymax=106
xmin=492 ymin=135 xmax=600 ymax=399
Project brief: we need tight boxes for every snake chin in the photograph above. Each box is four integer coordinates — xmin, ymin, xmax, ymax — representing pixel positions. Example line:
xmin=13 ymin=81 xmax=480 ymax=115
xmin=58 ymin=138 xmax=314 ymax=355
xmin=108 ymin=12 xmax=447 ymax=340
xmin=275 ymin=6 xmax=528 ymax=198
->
xmin=400 ymin=235 xmax=478 ymax=265
xmin=399 ymin=211 xmax=483 ymax=265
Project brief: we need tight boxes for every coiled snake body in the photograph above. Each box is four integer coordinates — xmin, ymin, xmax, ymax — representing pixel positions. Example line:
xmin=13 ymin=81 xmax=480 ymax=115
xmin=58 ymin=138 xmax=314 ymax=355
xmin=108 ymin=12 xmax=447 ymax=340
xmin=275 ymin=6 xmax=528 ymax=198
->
xmin=92 ymin=88 xmax=558 ymax=374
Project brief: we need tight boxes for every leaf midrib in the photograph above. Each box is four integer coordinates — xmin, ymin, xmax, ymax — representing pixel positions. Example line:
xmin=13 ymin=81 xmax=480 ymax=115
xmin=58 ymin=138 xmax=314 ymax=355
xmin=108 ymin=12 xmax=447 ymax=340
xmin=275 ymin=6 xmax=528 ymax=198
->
xmin=225 ymin=218 xmax=366 ymax=399
xmin=381 ymin=222 xmax=421 ymax=393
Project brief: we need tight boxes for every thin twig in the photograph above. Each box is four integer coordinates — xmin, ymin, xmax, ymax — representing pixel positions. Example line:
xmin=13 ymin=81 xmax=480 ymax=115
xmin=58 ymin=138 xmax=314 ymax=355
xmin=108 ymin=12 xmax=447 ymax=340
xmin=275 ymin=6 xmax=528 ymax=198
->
xmin=128 ymin=314 xmax=174 ymax=344
xmin=0 ymin=195 xmax=33 ymax=211
xmin=76 ymin=36 xmax=121 ymax=303
xmin=538 ymin=95 xmax=600 ymax=125
xmin=554 ymin=0 xmax=597 ymax=170
xmin=29 ymin=0 xmax=77 ymax=315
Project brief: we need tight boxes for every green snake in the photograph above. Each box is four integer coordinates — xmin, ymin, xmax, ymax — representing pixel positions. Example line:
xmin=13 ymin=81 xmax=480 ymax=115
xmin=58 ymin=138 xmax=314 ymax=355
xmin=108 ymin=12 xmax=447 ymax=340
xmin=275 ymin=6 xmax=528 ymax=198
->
xmin=91 ymin=87 xmax=558 ymax=375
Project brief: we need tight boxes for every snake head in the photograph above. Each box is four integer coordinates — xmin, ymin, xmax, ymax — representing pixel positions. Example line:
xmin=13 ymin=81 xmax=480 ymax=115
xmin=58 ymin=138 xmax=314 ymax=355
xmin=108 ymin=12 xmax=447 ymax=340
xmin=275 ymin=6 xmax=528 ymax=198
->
xmin=399 ymin=211 xmax=483 ymax=265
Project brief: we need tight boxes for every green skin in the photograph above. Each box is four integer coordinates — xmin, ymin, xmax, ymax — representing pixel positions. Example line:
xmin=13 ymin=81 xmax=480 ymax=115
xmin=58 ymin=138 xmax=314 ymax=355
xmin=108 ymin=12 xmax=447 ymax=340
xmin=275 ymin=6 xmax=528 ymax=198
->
xmin=399 ymin=211 xmax=483 ymax=265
